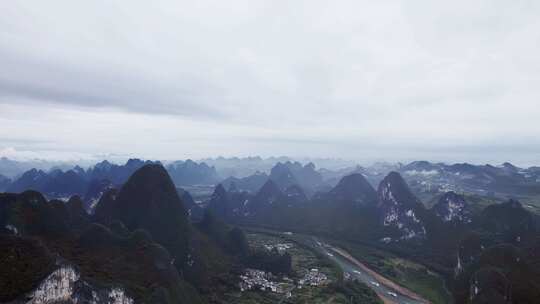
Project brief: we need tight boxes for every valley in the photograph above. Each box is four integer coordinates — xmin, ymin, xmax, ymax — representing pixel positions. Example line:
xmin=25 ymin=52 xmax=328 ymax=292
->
xmin=219 ymin=229 xmax=382 ymax=304
xmin=237 ymin=228 xmax=449 ymax=304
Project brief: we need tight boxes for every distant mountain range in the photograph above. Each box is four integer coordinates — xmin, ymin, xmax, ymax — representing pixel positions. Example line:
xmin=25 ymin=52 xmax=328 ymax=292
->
xmin=216 ymin=160 xmax=540 ymax=209
xmin=3 ymin=156 xmax=540 ymax=199
xmin=166 ymin=159 xmax=220 ymax=186
xmin=3 ymin=157 xmax=540 ymax=217
xmin=0 ymin=156 xmax=88 ymax=178
xmin=211 ymin=167 xmax=540 ymax=242
xmin=397 ymin=161 xmax=540 ymax=198
xmin=221 ymin=161 xmax=324 ymax=195
xmin=0 ymin=158 xmax=220 ymax=208
xmin=7 ymin=168 xmax=88 ymax=198
xmin=203 ymin=168 xmax=540 ymax=303
xmin=200 ymin=156 xmax=355 ymax=178
xmin=1 ymin=157 xmax=539 ymax=303
xmin=208 ymin=171 xmax=434 ymax=241
xmin=221 ymin=171 xmax=268 ymax=192
xmin=199 ymin=156 xmax=290 ymax=178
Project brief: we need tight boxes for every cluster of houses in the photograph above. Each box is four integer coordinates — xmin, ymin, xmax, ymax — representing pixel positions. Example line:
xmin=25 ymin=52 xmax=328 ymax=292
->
xmin=239 ymin=267 xmax=329 ymax=297
xmin=298 ymin=268 xmax=328 ymax=288
xmin=239 ymin=239 xmax=330 ymax=298
xmin=239 ymin=269 xmax=290 ymax=294
xmin=263 ymin=242 xmax=293 ymax=254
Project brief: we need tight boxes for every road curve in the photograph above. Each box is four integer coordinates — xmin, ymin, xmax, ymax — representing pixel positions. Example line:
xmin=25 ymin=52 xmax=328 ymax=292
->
xmin=308 ymin=237 xmax=431 ymax=304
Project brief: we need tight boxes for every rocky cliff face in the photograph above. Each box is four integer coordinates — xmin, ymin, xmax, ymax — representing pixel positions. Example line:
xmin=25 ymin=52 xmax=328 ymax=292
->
xmin=27 ymin=266 xmax=79 ymax=304
xmin=377 ymin=172 xmax=427 ymax=240
xmin=23 ymin=265 xmax=133 ymax=304
xmin=83 ymin=179 xmax=114 ymax=214
xmin=468 ymin=268 xmax=511 ymax=304
xmin=432 ymin=191 xmax=471 ymax=223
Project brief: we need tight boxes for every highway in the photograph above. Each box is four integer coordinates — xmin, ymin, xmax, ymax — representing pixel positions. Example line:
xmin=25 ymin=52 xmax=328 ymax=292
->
xmin=306 ymin=237 xmax=430 ymax=304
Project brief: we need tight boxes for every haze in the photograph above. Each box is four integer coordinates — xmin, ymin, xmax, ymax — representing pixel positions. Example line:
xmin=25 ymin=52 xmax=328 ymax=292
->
xmin=1 ymin=1 xmax=539 ymax=165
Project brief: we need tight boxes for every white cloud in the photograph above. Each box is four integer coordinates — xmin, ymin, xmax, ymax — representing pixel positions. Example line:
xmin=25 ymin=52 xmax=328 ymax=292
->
xmin=0 ymin=0 xmax=539 ymax=165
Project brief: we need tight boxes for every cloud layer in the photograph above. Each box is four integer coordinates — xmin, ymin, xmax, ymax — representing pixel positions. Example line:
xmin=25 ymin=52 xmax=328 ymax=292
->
xmin=1 ymin=1 xmax=539 ymax=165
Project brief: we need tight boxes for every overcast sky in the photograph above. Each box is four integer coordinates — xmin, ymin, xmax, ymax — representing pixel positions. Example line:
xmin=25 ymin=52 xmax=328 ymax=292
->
xmin=1 ymin=1 xmax=539 ymax=166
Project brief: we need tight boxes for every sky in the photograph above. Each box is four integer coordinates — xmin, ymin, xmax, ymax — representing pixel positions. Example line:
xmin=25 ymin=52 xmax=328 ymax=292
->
xmin=1 ymin=1 xmax=539 ymax=166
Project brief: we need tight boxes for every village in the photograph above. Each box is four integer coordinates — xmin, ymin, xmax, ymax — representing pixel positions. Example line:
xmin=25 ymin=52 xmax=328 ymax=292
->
xmin=263 ymin=242 xmax=294 ymax=254
xmin=239 ymin=240 xmax=330 ymax=298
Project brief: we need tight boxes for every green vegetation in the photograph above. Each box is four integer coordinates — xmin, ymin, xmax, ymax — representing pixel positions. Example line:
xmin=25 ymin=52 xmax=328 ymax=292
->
xmin=53 ymin=224 xmax=204 ymax=304
xmin=334 ymin=240 xmax=453 ymax=304
xmin=454 ymin=244 xmax=540 ymax=304
xmin=425 ymin=192 xmax=503 ymax=212
xmin=426 ymin=190 xmax=540 ymax=216
xmin=462 ymin=194 xmax=504 ymax=214
xmin=0 ymin=166 xmax=248 ymax=304
xmin=329 ymin=280 xmax=383 ymax=304
xmin=247 ymin=249 xmax=292 ymax=275
xmin=386 ymin=258 xmax=451 ymax=304
xmin=222 ymin=281 xmax=382 ymax=304
xmin=219 ymin=231 xmax=381 ymax=304
xmin=245 ymin=231 xmax=340 ymax=281
xmin=0 ymin=235 xmax=55 ymax=302
xmin=519 ymin=195 xmax=540 ymax=215
xmin=288 ymin=280 xmax=382 ymax=304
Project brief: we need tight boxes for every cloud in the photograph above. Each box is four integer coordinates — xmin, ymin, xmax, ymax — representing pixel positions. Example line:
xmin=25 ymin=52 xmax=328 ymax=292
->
xmin=0 ymin=147 xmax=99 ymax=162
xmin=0 ymin=0 xmax=539 ymax=164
